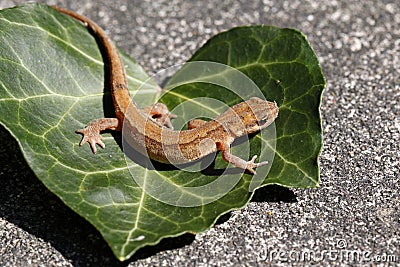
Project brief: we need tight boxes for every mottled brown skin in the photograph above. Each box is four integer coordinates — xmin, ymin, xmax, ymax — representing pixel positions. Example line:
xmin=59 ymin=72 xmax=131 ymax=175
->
xmin=54 ymin=6 xmax=279 ymax=174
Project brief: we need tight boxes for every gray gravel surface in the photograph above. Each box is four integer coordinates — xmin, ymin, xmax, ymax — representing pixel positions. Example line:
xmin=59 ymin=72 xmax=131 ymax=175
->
xmin=0 ymin=0 xmax=399 ymax=266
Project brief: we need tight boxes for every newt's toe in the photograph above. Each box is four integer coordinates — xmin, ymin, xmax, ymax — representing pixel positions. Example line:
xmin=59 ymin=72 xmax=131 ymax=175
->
xmin=246 ymin=155 xmax=268 ymax=174
xmin=76 ymin=127 xmax=104 ymax=154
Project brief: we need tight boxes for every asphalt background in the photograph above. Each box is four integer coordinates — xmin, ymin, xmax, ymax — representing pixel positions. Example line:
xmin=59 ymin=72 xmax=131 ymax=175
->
xmin=0 ymin=0 xmax=399 ymax=266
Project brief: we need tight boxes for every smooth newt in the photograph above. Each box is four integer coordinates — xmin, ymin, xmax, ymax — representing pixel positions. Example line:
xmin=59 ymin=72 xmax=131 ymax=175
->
xmin=53 ymin=6 xmax=278 ymax=174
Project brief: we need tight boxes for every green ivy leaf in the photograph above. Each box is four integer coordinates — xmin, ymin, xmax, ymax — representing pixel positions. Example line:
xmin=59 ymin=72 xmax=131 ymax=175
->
xmin=0 ymin=3 xmax=325 ymax=261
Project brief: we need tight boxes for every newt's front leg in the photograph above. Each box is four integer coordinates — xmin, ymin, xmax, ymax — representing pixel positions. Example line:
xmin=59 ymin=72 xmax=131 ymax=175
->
xmin=188 ymin=119 xmax=268 ymax=174
xmin=218 ymin=142 xmax=268 ymax=174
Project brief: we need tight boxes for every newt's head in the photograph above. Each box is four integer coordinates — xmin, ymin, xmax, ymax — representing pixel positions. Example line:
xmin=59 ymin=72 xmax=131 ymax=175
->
xmin=247 ymin=97 xmax=279 ymax=130
xmin=223 ymin=97 xmax=279 ymax=136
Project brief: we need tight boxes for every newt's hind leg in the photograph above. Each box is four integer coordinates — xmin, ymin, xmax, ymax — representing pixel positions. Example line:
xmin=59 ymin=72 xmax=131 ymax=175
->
xmin=141 ymin=103 xmax=177 ymax=129
xmin=76 ymin=118 xmax=120 ymax=153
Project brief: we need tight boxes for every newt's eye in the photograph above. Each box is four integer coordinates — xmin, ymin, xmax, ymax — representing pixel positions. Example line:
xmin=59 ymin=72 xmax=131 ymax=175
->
xmin=258 ymin=118 xmax=268 ymax=126
xmin=151 ymin=114 xmax=162 ymax=119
